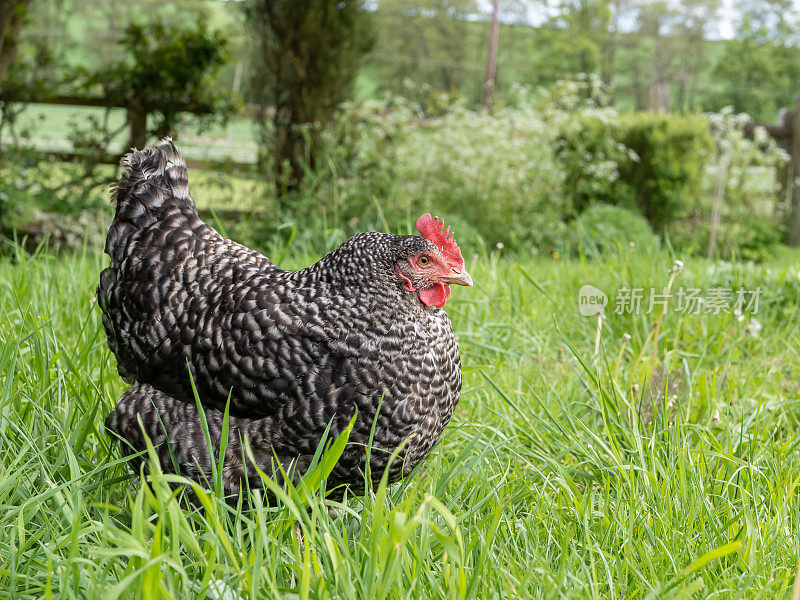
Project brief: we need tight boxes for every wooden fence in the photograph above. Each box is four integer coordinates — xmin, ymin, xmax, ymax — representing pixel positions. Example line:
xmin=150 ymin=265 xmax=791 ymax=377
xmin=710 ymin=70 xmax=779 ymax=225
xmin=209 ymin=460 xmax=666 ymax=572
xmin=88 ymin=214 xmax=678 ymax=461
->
xmin=0 ymin=94 xmax=268 ymax=171
xmin=4 ymin=93 xmax=800 ymax=245
xmin=745 ymin=96 xmax=800 ymax=245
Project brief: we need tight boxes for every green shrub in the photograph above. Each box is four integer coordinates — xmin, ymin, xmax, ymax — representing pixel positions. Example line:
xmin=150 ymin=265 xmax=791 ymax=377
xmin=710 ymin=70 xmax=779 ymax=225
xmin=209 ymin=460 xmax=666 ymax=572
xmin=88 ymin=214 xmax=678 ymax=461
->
xmin=616 ymin=112 xmax=713 ymax=235
xmin=554 ymin=112 xmax=630 ymax=215
xmin=389 ymin=108 xmax=567 ymax=250
xmin=541 ymin=77 xmax=633 ymax=216
xmin=546 ymin=84 xmax=714 ymax=237
xmin=312 ymin=96 xmax=569 ymax=252
xmin=568 ymin=204 xmax=660 ymax=258
xmin=93 ymin=21 xmax=233 ymax=146
xmin=288 ymin=94 xmax=780 ymax=261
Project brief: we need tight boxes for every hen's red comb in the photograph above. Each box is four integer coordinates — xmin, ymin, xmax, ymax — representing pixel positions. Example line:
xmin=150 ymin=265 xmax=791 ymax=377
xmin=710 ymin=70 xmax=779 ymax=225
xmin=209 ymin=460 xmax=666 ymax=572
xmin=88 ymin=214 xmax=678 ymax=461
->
xmin=415 ymin=213 xmax=464 ymax=268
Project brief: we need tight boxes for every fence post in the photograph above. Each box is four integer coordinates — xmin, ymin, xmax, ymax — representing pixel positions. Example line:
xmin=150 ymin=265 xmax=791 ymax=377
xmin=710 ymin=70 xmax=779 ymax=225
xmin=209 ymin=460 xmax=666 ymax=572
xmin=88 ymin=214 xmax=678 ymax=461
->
xmin=127 ymin=101 xmax=147 ymax=150
xmin=788 ymin=97 xmax=800 ymax=246
xmin=647 ymin=80 xmax=670 ymax=112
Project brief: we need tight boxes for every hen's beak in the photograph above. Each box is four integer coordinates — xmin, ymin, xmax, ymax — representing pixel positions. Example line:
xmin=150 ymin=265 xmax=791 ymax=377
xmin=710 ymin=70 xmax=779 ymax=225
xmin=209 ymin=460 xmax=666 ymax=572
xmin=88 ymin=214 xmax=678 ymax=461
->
xmin=444 ymin=269 xmax=473 ymax=287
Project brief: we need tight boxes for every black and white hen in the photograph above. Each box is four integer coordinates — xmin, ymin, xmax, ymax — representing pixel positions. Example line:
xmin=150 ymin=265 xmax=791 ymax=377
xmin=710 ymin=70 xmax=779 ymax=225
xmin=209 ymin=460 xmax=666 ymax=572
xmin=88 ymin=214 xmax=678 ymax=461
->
xmin=100 ymin=138 xmax=472 ymax=496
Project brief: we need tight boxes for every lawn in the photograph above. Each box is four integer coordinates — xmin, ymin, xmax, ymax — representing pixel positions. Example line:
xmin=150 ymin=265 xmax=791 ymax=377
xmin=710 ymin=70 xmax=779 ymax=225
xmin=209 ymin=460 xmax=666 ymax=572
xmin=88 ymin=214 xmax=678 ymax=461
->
xmin=1 ymin=240 xmax=799 ymax=599
xmin=6 ymin=103 xmax=259 ymax=164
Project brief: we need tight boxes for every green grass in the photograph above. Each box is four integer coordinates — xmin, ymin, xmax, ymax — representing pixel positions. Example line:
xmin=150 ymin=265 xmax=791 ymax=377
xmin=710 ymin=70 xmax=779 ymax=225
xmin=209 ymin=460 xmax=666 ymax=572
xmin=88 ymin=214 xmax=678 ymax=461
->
xmin=7 ymin=103 xmax=259 ymax=164
xmin=1 ymin=241 xmax=800 ymax=598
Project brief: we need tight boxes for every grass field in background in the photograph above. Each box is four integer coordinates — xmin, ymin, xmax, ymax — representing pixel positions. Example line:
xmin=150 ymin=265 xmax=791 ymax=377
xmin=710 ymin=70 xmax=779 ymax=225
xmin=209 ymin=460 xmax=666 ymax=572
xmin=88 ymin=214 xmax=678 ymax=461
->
xmin=1 ymin=242 xmax=800 ymax=598
xmin=5 ymin=103 xmax=259 ymax=163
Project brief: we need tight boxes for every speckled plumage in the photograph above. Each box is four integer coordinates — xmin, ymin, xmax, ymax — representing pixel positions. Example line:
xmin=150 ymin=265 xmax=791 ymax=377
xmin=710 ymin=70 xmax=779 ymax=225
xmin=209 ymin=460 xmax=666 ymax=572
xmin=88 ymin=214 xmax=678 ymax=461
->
xmin=100 ymin=138 xmax=464 ymax=496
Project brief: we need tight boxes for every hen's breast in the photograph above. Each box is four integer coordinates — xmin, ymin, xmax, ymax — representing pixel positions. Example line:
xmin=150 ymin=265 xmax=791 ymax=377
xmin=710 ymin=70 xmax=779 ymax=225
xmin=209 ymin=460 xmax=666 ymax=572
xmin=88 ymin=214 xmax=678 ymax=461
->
xmin=398 ymin=312 xmax=462 ymax=471
xmin=330 ymin=298 xmax=462 ymax=482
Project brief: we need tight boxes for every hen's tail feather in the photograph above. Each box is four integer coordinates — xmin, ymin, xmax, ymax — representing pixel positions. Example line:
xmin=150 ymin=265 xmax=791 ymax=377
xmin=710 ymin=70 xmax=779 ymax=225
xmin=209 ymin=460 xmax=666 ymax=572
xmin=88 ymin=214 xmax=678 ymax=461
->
xmin=105 ymin=137 xmax=196 ymax=266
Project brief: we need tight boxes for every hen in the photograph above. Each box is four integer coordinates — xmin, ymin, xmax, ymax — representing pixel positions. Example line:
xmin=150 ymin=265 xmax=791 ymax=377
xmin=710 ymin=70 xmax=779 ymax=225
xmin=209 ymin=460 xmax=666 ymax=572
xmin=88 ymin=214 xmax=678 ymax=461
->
xmin=100 ymin=138 xmax=472 ymax=496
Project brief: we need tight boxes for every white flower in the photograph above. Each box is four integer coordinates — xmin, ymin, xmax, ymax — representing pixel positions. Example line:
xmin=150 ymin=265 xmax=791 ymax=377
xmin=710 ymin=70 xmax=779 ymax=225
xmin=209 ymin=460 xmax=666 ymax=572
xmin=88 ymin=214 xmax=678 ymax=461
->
xmin=745 ymin=319 xmax=762 ymax=338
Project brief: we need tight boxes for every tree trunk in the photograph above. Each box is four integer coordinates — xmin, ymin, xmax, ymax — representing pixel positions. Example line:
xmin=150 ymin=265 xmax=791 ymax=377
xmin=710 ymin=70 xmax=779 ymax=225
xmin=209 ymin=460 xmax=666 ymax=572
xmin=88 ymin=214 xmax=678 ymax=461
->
xmin=787 ymin=97 xmax=800 ymax=246
xmin=270 ymin=105 xmax=309 ymax=199
xmin=0 ymin=0 xmax=33 ymax=84
xmin=482 ymin=0 xmax=500 ymax=112
xmin=602 ymin=10 xmax=616 ymax=87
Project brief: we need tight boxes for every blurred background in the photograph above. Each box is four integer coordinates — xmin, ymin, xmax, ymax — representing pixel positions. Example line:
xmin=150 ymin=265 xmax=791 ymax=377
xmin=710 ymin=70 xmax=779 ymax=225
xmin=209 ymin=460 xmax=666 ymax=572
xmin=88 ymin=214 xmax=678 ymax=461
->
xmin=0 ymin=0 xmax=798 ymax=261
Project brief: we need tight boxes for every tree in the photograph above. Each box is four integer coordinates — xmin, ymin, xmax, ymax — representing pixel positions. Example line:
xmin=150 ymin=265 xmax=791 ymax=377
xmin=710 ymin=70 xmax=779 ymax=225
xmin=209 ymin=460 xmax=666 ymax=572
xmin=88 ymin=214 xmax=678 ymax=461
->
xmin=373 ymin=0 xmax=480 ymax=97
xmin=244 ymin=0 xmax=374 ymax=195
xmin=611 ymin=0 xmax=718 ymax=111
xmin=0 ymin=0 xmax=33 ymax=85
xmin=670 ymin=0 xmax=719 ymax=110
xmin=538 ymin=0 xmax=613 ymax=80
xmin=96 ymin=22 xmax=232 ymax=150
xmin=712 ymin=0 xmax=800 ymax=121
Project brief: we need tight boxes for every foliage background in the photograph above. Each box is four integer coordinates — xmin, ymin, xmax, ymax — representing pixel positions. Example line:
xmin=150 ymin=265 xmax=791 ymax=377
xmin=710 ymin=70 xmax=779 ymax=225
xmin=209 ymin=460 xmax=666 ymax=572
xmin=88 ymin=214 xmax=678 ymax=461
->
xmin=2 ymin=0 xmax=796 ymax=261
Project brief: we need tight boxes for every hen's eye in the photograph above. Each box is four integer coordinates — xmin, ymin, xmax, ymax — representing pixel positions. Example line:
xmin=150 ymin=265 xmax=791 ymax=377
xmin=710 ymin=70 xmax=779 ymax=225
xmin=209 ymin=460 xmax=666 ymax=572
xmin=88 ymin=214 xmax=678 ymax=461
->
xmin=418 ymin=256 xmax=430 ymax=266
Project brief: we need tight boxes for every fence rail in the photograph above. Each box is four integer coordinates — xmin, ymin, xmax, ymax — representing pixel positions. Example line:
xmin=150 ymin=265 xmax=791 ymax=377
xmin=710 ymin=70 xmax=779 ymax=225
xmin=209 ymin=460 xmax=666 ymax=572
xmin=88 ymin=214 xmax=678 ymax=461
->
xmin=0 ymin=93 xmax=269 ymax=171
xmin=4 ymin=93 xmax=800 ymax=245
xmin=0 ymin=147 xmax=259 ymax=172
xmin=0 ymin=93 xmax=271 ymax=118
